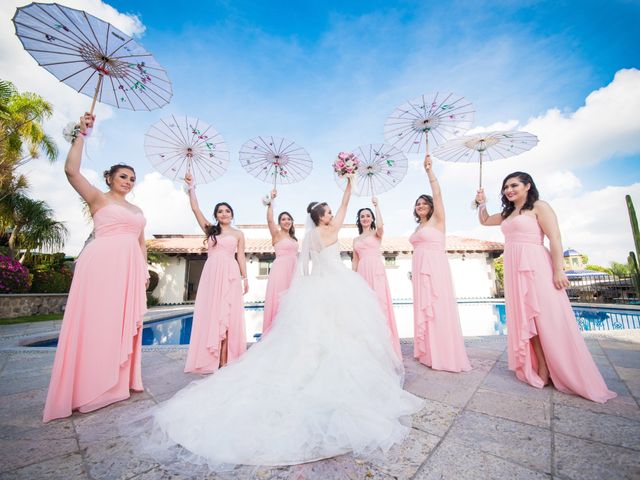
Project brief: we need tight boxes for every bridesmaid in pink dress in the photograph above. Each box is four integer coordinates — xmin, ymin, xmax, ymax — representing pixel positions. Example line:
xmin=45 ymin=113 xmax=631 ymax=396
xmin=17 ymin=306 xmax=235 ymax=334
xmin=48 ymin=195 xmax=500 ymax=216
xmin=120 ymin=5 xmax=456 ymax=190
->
xmin=44 ymin=113 xmax=148 ymax=422
xmin=262 ymin=189 xmax=298 ymax=335
xmin=476 ymin=172 xmax=616 ymax=402
xmin=409 ymin=154 xmax=471 ymax=373
xmin=183 ymin=173 xmax=248 ymax=374
xmin=352 ymin=197 xmax=401 ymax=358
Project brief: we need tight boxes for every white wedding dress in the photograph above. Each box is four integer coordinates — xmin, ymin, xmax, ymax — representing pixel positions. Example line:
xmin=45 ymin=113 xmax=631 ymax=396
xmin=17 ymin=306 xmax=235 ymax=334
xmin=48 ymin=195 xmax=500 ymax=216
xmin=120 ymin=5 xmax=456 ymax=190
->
xmin=146 ymin=229 xmax=423 ymax=469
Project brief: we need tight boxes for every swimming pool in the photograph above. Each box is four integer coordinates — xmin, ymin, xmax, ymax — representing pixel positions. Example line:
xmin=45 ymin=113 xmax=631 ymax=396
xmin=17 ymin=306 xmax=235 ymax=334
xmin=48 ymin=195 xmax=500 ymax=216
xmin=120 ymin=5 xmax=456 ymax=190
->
xmin=25 ymin=302 xmax=640 ymax=347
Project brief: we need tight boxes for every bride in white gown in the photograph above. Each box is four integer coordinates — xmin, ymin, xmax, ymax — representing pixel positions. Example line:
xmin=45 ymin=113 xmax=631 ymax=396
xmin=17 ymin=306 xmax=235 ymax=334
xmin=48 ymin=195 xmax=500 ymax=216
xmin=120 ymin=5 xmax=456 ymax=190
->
xmin=147 ymin=176 xmax=424 ymax=468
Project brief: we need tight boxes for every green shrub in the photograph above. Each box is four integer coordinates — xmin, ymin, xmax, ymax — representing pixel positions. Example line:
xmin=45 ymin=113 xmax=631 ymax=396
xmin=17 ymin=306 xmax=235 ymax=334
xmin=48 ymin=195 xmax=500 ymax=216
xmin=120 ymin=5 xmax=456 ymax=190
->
xmin=23 ymin=252 xmax=66 ymax=271
xmin=30 ymin=268 xmax=73 ymax=293
xmin=147 ymin=270 xmax=159 ymax=292
xmin=493 ymin=256 xmax=504 ymax=290
xmin=146 ymin=292 xmax=160 ymax=306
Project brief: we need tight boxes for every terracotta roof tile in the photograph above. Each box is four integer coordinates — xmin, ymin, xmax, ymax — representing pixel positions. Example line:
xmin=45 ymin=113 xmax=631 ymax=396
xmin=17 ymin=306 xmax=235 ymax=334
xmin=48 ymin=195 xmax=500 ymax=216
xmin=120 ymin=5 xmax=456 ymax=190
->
xmin=147 ymin=234 xmax=503 ymax=254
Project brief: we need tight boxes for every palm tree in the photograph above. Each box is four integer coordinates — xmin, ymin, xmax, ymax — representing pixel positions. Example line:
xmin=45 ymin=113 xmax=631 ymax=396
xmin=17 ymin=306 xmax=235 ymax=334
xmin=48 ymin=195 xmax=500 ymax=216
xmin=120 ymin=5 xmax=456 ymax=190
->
xmin=0 ymin=79 xmax=58 ymax=190
xmin=1 ymin=191 xmax=68 ymax=260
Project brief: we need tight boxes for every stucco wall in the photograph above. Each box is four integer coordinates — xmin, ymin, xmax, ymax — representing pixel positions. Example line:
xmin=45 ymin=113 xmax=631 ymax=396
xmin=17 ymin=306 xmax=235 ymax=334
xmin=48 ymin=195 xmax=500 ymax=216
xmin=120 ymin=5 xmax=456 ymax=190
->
xmin=153 ymin=251 xmax=497 ymax=304
xmin=152 ymin=256 xmax=187 ymax=304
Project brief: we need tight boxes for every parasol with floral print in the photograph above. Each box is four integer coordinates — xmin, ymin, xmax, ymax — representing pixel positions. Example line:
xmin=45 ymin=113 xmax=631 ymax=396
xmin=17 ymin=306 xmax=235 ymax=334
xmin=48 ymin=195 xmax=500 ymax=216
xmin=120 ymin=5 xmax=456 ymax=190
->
xmin=239 ymin=135 xmax=313 ymax=189
xmin=432 ymin=130 xmax=539 ymax=190
xmin=334 ymin=143 xmax=408 ymax=197
xmin=13 ymin=2 xmax=172 ymax=115
xmin=384 ymin=92 xmax=474 ymax=155
xmin=144 ymin=115 xmax=229 ymax=185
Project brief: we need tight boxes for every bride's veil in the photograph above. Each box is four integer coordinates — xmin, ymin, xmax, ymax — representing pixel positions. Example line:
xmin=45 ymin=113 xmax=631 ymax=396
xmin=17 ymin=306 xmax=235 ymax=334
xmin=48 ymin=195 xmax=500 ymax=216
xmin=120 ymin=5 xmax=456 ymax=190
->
xmin=295 ymin=212 xmax=317 ymax=277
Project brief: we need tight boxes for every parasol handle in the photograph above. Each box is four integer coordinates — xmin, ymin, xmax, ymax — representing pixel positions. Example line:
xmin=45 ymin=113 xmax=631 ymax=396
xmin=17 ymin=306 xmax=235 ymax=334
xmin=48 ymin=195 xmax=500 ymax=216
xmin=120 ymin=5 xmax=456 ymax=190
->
xmin=89 ymin=73 xmax=104 ymax=115
xmin=478 ymin=151 xmax=483 ymax=189
xmin=424 ymin=132 xmax=430 ymax=155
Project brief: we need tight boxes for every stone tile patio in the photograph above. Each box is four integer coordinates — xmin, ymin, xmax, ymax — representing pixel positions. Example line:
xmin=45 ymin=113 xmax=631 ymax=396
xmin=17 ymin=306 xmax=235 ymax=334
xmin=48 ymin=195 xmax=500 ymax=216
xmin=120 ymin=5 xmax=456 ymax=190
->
xmin=0 ymin=309 xmax=638 ymax=479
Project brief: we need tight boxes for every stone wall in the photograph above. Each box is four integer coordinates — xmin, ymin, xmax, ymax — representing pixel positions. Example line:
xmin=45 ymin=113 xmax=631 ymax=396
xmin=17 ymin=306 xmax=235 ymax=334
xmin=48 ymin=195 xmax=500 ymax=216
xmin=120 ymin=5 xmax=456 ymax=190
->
xmin=0 ymin=294 xmax=68 ymax=319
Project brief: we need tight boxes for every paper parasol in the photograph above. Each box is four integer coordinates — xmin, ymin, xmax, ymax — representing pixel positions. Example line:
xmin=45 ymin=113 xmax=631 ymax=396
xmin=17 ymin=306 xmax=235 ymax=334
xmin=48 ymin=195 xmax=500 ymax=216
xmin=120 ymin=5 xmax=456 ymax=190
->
xmin=432 ymin=130 xmax=539 ymax=188
xmin=239 ymin=136 xmax=313 ymax=188
xmin=144 ymin=115 xmax=229 ymax=184
xmin=13 ymin=2 xmax=172 ymax=114
xmin=384 ymin=92 xmax=474 ymax=154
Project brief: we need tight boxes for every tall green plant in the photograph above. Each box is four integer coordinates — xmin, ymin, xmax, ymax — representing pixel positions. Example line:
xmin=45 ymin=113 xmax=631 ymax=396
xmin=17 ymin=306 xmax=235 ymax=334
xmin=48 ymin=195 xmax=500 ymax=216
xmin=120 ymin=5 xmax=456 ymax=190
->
xmin=1 ymin=192 xmax=68 ymax=260
xmin=0 ymin=79 xmax=57 ymax=191
xmin=626 ymin=195 xmax=640 ymax=298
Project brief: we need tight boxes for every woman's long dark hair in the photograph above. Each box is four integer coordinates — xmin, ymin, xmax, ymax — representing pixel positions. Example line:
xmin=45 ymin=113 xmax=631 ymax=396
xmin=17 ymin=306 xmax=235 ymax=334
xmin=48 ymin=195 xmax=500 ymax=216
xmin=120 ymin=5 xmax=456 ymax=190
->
xmin=205 ymin=202 xmax=234 ymax=246
xmin=356 ymin=208 xmax=376 ymax=234
xmin=278 ymin=211 xmax=297 ymax=241
xmin=413 ymin=194 xmax=434 ymax=223
xmin=500 ymin=172 xmax=539 ymax=218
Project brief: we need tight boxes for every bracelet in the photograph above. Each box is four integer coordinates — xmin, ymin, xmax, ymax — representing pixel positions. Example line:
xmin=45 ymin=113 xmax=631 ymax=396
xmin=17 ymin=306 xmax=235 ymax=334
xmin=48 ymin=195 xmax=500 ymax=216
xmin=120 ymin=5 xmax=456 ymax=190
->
xmin=241 ymin=276 xmax=247 ymax=280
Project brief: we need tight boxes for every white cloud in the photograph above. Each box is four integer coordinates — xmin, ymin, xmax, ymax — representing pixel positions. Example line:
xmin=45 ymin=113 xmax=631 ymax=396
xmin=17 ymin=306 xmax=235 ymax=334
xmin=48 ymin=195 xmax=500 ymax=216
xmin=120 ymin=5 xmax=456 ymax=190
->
xmin=134 ymin=172 xmax=201 ymax=238
xmin=468 ymin=119 xmax=519 ymax=134
xmin=540 ymin=170 xmax=583 ymax=198
xmin=520 ymin=69 xmax=640 ymax=170
xmin=17 ymin=157 xmax=97 ymax=255
xmin=552 ymin=184 xmax=640 ymax=266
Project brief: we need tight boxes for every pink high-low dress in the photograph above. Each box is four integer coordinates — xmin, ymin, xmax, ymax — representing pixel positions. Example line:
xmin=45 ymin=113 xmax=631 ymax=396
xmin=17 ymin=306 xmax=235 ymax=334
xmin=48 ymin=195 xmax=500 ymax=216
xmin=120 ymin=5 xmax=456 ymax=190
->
xmin=502 ymin=214 xmax=616 ymax=402
xmin=43 ymin=204 xmax=147 ymax=422
xmin=354 ymin=235 xmax=401 ymax=358
xmin=262 ymin=237 xmax=298 ymax=335
xmin=184 ymin=235 xmax=246 ymax=374
xmin=410 ymin=226 xmax=471 ymax=372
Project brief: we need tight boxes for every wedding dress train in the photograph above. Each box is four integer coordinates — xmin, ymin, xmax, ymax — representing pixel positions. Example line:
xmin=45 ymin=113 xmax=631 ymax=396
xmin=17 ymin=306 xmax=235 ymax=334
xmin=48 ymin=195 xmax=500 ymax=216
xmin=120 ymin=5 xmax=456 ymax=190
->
xmin=145 ymin=230 xmax=423 ymax=468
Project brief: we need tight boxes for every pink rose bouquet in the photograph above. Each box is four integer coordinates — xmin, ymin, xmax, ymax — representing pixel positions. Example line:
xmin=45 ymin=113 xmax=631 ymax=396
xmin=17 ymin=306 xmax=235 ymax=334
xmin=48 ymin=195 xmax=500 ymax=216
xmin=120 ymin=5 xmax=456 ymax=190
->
xmin=332 ymin=152 xmax=359 ymax=178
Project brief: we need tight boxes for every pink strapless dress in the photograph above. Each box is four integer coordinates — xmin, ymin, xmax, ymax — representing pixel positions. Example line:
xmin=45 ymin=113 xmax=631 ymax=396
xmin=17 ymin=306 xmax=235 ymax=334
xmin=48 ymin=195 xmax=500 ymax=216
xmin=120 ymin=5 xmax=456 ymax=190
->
xmin=184 ymin=235 xmax=247 ymax=374
xmin=262 ymin=237 xmax=298 ymax=335
xmin=43 ymin=204 xmax=147 ymax=422
xmin=354 ymin=235 xmax=401 ymax=358
xmin=409 ymin=226 xmax=471 ymax=372
xmin=502 ymin=214 xmax=616 ymax=402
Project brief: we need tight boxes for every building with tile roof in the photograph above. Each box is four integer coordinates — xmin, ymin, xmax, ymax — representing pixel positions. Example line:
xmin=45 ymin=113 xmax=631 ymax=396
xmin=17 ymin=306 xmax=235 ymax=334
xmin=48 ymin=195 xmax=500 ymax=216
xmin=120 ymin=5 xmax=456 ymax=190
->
xmin=147 ymin=224 xmax=504 ymax=304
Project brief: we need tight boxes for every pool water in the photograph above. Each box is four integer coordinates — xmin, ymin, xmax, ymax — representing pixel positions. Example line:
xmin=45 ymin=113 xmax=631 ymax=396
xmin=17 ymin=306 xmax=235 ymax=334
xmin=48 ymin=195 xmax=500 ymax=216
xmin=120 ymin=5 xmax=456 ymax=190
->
xmin=26 ymin=302 xmax=640 ymax=348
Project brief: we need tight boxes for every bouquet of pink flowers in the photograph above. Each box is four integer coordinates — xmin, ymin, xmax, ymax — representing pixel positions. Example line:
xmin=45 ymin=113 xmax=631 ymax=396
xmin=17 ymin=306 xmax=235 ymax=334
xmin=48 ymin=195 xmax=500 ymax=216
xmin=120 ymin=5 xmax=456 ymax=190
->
xmin=333 ymin=152 xmax=359 ymax=178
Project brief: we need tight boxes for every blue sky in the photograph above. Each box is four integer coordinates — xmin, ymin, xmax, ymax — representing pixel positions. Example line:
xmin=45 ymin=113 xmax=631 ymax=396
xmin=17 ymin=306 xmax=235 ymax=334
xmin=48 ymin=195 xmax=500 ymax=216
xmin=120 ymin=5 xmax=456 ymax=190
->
xmin=99 ymin=0 xmax=640 ymax=188
xmin=2 ymin=0 xmax=639 ymax=264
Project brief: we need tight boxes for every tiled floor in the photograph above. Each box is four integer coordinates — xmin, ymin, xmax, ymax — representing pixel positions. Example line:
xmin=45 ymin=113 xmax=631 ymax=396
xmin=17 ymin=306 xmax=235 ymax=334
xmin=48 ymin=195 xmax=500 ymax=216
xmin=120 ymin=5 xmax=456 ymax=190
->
xmin=0 ymin=313 xmax=638 ymax=479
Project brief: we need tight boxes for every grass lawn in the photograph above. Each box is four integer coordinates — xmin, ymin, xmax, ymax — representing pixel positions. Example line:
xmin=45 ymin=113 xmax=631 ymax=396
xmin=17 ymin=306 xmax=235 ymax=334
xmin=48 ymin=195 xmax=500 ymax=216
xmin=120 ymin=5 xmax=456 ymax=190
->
xmin=0 ymin=313 xmax=63 ymax=325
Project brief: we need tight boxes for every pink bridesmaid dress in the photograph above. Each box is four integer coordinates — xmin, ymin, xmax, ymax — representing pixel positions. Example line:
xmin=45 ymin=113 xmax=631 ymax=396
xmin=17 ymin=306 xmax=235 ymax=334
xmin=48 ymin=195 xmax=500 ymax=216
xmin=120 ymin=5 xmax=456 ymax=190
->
xmin=262 ymin=237 xmax=298 ymax=335
xmin=354 ymin=235 xmax=401 ymax=358
xmin=502 ymin=214 xmax=616 ymax=402
xmin=184 ymin=235 xmax=247 ymax=374
xmin=43 ymin=204 xmax=147 ymax=422
xmin=409 ymin=226 xmax=471 ymax=372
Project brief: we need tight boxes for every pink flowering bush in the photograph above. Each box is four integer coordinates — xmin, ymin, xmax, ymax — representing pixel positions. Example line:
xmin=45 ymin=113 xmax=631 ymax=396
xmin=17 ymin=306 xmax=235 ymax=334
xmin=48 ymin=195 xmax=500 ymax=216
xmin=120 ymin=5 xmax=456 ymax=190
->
xmin=0 ymin=255 xmax=31 ymax=293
